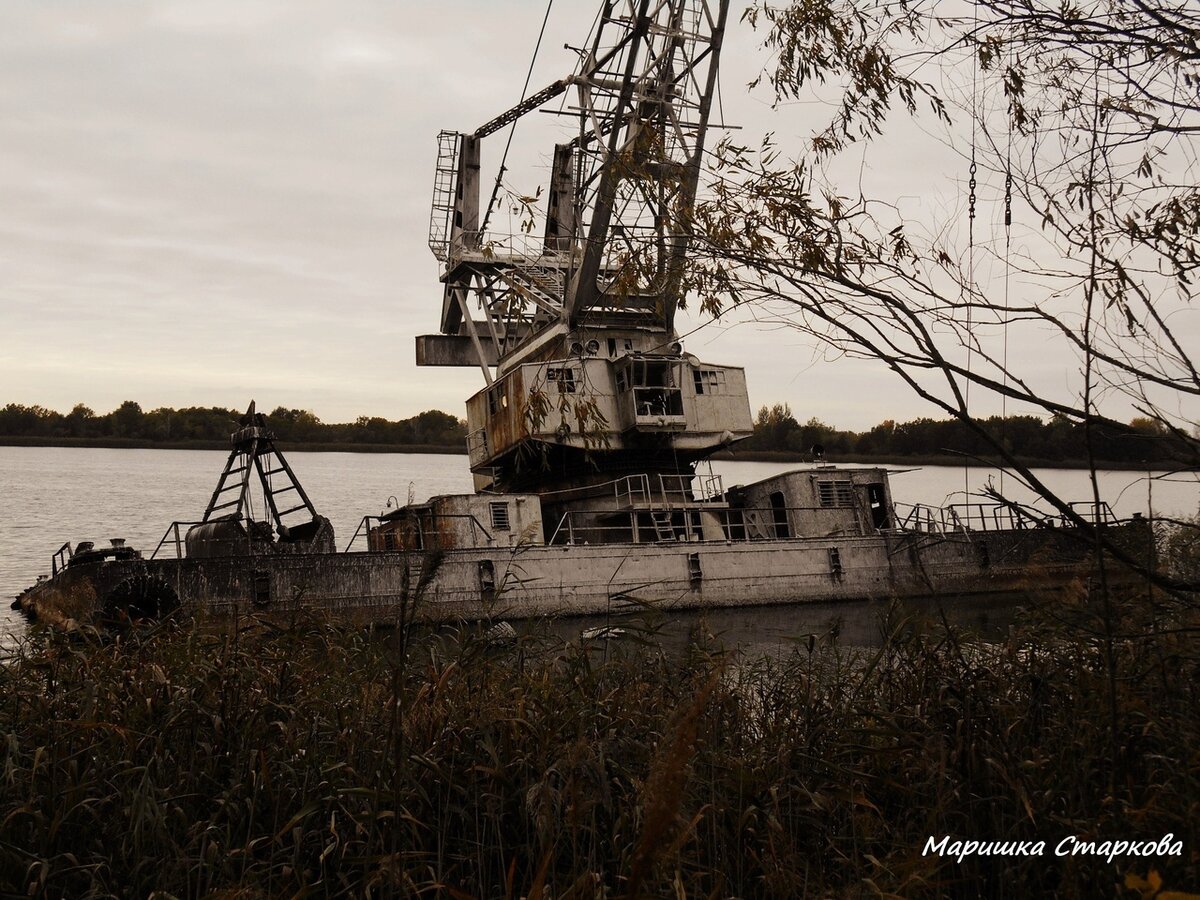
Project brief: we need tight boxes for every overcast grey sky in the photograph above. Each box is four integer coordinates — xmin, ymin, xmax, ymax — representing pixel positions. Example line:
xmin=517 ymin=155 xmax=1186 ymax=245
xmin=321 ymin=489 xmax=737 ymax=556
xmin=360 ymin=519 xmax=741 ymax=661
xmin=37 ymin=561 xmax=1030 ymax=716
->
xmin=0 ymin=0 xmax=1079 ymax=430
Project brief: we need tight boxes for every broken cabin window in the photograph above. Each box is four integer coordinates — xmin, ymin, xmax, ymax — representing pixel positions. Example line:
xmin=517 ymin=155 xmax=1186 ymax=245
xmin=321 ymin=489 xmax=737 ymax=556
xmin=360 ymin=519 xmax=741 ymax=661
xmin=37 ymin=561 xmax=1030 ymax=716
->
xmin=489 ymin=501 xmax=510 ymax=531
xmin=817 ymin=480 xmax=854 ymax=508
xmin=629 ymin=360 xmax=684 ymax=418
xmin=487 ymin=383 xmax=508 ymax=415
xmin=547 ymin=367 xmax=576 ymax=393
xmin=692 ymin=368 xmax=726 ymax=395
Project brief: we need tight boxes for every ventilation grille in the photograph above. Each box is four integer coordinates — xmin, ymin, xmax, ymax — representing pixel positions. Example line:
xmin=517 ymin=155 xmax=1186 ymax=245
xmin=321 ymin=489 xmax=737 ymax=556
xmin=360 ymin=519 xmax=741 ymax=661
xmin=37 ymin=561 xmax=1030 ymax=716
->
xmin=489 ymin=501 xmax=511 ymax=531
xmin=817 ymin=480 xmax=854 ymax=508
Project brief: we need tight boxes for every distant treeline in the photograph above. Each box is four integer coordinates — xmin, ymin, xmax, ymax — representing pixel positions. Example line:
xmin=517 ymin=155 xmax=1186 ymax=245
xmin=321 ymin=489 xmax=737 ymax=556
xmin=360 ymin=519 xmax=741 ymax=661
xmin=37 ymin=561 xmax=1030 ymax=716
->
xmin=745 ymin=403 xmax=1189 ymax=466
xmin=0 ymin=402 xmax=467 ymax=448
xmin=1 ymin=400 xmax=1188 ymax=465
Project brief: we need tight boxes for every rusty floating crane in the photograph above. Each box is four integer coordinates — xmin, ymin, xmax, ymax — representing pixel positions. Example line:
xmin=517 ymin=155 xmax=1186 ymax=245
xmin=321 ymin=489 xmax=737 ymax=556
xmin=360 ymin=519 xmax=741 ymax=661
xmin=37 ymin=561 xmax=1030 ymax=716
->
xmin=15 ymin=0 xmax=1131 ymax=628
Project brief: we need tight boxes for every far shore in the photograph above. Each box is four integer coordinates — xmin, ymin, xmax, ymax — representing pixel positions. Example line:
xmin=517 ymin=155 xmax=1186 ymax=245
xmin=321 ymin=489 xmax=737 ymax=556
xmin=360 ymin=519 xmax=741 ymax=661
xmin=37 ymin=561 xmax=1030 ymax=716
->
xmin=0 ymin=435 xmax=1177 ymax=472
xmin=0 ymin=436 xmax=464 ymax=455
xmin=707 ymin=448 xmax=1176 ymax=472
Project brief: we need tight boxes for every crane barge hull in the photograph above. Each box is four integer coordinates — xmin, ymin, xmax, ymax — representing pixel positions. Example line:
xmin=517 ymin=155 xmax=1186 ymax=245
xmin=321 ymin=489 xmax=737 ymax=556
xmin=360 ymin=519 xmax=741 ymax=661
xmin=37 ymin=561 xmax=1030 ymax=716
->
xmin=15 ymin=518 xmax=1122 ymax=630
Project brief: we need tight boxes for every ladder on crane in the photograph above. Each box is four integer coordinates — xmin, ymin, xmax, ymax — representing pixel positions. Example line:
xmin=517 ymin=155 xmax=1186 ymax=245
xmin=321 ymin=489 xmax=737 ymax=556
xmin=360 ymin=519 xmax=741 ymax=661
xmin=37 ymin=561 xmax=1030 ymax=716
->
xmin=428 ymin=131 xmax=460 ymax=261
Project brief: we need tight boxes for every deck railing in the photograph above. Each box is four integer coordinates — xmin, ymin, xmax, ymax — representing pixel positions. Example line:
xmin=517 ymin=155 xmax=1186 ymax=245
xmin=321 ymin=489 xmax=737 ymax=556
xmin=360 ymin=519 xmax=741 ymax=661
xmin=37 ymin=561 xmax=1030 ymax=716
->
xmin=612 ymin=472 xmax=725 ymax=508
xmin=150 ymin=521 xmax=209 ymax=560
xmin=51 ymin=542 xmax=72 ymax=576
xmin=894 ymin=500 xmax=1118 ymax=534
xmin=352 ymin=513 xmax=497 ymax=552
xmin=1067 ymin=500 xmax=1119 ymax=525
xmin=614 ymin=474 xmax=651 ymax=506
xmin=466 ymin=429 xmax=490 ymax=466
xmin=345 ymin=516 xmax=385 ymax=552
xmin=548 ymin=503 xmax=866 ymax=546
xmin=549 ymin=496 xmax=1122 ymax=546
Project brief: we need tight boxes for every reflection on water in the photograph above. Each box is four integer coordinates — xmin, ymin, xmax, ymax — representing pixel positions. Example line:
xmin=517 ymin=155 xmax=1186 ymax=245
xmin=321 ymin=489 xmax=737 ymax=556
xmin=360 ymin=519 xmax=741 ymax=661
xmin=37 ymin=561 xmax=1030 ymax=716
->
xmin=3 ymin=446 xmax=1196 ymax=643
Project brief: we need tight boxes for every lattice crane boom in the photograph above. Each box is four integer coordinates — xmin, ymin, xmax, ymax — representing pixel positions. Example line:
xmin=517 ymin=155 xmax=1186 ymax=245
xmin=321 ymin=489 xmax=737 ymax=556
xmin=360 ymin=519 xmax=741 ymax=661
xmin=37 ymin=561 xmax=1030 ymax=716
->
xmin=418 ymin=0 xmax=730 ymax=379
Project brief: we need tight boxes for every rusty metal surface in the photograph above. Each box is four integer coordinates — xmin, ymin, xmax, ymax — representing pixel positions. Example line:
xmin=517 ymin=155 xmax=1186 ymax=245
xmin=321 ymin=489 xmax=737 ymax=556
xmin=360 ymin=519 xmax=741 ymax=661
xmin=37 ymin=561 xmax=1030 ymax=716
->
xmin=18 ymin=521 xmax=1130 ymax=629
xmin=466 ymin=368 xmax=528 ymax=467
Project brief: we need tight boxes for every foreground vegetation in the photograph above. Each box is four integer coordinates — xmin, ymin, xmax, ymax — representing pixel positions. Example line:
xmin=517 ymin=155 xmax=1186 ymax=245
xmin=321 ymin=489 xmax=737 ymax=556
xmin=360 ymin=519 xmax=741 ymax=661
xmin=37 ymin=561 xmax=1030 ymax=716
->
xmin=2 ymin=587 xmax=1197 ymax=898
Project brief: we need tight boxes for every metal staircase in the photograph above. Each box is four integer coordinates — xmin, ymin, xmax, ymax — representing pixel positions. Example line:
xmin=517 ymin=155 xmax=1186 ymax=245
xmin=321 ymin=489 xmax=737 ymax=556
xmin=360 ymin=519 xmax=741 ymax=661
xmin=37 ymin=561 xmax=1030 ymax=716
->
xmin=492 ymin=261 xmax=568 ymax=328
xmin=650 ymin=509 xmax=675 ymax=542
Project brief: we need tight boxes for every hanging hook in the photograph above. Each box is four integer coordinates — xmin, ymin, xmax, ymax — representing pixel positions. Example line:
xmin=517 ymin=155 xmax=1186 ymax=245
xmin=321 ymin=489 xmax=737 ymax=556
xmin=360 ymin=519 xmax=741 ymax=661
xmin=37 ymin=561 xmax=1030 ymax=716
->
xmin=1004 ymin=169 xmax=1013 ymax=227
xmin=968 ymin=154 xmax=978 ymax=222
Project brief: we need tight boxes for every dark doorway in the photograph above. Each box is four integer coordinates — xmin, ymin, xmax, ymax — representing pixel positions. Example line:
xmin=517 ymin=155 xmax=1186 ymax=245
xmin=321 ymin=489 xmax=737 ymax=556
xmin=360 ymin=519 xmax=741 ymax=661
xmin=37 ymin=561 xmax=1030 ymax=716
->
xmin=770 ymin=491 xmax=791 ymax=538
xmin=867 ymin=483 xmax=890 ymax=529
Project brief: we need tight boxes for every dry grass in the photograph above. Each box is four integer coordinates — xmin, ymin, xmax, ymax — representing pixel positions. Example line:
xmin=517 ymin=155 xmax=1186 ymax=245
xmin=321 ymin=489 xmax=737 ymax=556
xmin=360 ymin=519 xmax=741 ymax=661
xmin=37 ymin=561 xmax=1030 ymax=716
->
xmin=0 ymin=592 xmax=1197 ymax=898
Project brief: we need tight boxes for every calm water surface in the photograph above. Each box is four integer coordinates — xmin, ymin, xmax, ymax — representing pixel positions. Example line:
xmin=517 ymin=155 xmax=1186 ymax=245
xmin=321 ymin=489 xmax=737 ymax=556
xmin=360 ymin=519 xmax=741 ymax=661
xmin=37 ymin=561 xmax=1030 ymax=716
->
xmin=3 ymin=446 xmax=1197 ymax=641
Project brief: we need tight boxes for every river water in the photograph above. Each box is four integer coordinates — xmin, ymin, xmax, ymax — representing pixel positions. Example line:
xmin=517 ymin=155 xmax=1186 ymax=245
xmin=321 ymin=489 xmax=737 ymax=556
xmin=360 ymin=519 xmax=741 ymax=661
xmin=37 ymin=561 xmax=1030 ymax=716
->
xmin=3 ymin=446 xmax=1197 ymax=643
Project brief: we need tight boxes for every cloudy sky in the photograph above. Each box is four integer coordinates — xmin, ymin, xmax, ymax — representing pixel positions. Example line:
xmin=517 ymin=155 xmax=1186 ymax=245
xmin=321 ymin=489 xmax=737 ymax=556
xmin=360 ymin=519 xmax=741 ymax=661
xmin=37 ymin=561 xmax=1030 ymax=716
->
xmin=1 ymin=0 xmax=1040 ymax=430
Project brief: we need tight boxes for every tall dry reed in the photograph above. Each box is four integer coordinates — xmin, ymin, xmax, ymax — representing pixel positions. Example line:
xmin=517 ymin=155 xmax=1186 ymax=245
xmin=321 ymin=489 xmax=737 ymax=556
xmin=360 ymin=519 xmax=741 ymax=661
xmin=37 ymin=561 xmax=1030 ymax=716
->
xmin=1 ymin=593 xmax=1196 ymax=898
